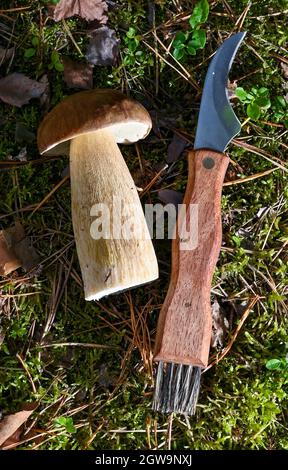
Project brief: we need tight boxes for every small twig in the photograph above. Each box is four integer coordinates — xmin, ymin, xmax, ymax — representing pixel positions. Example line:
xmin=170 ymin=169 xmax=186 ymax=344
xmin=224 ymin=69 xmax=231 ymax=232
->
xmin=84 ymin=422 xmax=105 ymax=449
xmin=142 ymin=40 xmax=198 ymax=89
xmin=151 ymin=32 xmax=200 ymax=91
xmin=42 ymin=240 xmax=74 ymax=269
xmin=166 ymin=413 xmax=173 ymax=451
xmin=233 ymin=139 xmax=288 ymax=172
xmin=35 ymin=342 xmax=119 ymax=350
xmin=140 ymin=164 xmax=168 ymax=197
xmin=245 ymin=41 xmax=267 ymax=65
xmin=261 ymin=214 xmax=278 ymax=250
xmin=135 ymin=142 xmax=144 ymax=173
xmin=0 ymin=7 xmax=30 ymax=13
xmin=62 ymin=19 xmax=83 ymax=56
xmin=0 ymin=155 xmax=60 ymax=171
xmin=221 ymin=0 xmax=236 ymax=20
xmin=234 ymin=1 xmax=251 ymax=30
xmin=0 ymin=292 xmax=41 ymax=298
xmin=269 ymin=52 xmax=288 ymax=65
xmin=30 ymin=174 xmax=69 ymax=216
xmin=251 ymin=9 xmax=288 ymax=19
xmin=223 ymin=167 xmax=278 ymax=186
xmin=16 ymin=353 xmax=37 ymax=394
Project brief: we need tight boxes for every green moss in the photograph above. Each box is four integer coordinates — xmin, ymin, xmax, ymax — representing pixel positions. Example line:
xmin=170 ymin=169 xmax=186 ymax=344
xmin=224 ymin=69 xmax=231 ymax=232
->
xmin=0 ymin=0 xmax=287 ymax=450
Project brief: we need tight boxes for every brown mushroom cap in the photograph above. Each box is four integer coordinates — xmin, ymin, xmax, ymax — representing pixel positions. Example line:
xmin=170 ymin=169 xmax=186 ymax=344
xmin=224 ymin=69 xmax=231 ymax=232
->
xmin=37 ymin=89 xmax=152 ymax=156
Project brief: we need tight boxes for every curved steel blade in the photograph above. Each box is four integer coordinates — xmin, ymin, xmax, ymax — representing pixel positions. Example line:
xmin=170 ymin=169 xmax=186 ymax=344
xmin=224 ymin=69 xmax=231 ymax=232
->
xmin=194 ymin=32 xmax=246 ymax=152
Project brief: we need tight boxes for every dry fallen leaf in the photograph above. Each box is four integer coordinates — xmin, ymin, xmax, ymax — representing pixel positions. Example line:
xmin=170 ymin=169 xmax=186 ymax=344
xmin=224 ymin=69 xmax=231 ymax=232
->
xmin=0 ymin=73 xmax=46 ymax=107
xmin=62 ymin=57 xmax=93 ymax=89
xmin=211 ymin=300 xmax=229 ymax=349
xmin=54 ymin=0 xmax=108 ymax=23
xmin=0 ymin=403 xmax=37 ymax=448
xmin=167 ymin=133 xmax=187 ymax=163
xmin=0 ymin=221 xmax=39 ymax=275
xmin=0 ymin=232 xmax=21 ymax=276
xmin=158 ymin=189 xmax=183 ymax=211
xmin=86 ymin=26 xmax=120 ymax=66
xmin=0 ymin=328 xmax=5 ymax=347
xmin=39 ymin=74 xmax=50 ymax=110
xmin=281 ymin=62 xmax=288 ymax=80
xmin=227 ymin=79 xmax=238 ymax=99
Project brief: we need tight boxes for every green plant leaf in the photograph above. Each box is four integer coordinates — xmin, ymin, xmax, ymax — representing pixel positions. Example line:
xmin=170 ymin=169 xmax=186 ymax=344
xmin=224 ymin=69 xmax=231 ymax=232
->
xmin=275 ymin=96 xmax=286 ymax=108
xmin=126 ymin=27 xmax=136 ymax=39
xmin=32 ymin=37 xmax=39 ymax=47
xmin=54 ymin=61 xmax=64 ymax=72
xmin=190 ymin=29 xmax=206 ymax=49
xmin=189 ymin=0 xmax=209 ymax=29
xmin=55 ymin=416 xmax=76 ymax=434
xmin=247 ymin=102 xmax=261 ymax=120
xmin=172 ymin=31 xmax=187 ymax=48
xmin=174 ymin=42 xmax=186 ymax=50
xmin=51 ymin=50 xmax=60 ymax=64
xmin=24 ymin=48 xmax=36 ymax=59
xmin=65 ymin=419 xmax=76 ymax=434
xmin=258 ymin=87 xmax=269 ymax=96
xmin=235 ymin=87 xmax=248 ymax=102
xmin=127 ymin=38 xmax=139 ymax=52
xmin=266 ymin=359 xmax=282 ymax=370
xmin=173 ymin=47 xmax=186 ymax=60
xmin=255 ymin=95 xmax=271 ymax=110
xmin=186 ymin=42 xmax=196 ymax=55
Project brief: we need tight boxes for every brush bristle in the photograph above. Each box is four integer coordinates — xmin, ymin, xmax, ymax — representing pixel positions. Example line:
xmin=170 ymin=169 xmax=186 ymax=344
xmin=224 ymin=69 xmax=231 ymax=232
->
xmin=152 ymin=361 xmax=201 ymax=415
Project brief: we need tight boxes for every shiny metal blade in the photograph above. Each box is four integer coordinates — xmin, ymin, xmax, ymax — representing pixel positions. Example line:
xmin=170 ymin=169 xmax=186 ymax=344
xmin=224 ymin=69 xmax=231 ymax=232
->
xmin=194 ymin=32 xmax=246 ymax=152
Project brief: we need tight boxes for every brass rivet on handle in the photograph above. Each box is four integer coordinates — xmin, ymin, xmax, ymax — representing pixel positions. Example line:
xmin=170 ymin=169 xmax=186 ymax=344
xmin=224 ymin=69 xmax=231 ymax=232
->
xmin=203 ymin=156 xmax=215 ymax=169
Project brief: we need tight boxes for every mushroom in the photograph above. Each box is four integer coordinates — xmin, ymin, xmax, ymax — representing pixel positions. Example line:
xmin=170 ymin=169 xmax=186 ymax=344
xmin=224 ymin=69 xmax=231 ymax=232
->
xmin=37 ymin=89 xmax=158 ymax=300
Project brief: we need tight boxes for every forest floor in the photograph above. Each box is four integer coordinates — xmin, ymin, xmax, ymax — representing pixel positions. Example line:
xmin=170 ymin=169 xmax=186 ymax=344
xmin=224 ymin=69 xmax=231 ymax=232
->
xmin=0 ymin=0 xmax=287 ymax=450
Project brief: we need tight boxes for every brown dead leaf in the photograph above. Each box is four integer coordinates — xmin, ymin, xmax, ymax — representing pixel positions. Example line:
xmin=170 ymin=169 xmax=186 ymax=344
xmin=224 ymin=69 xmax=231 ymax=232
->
xmin=227 ymin=79 xmax=238 ymax=99
xmin=158 ymin=189 xmax=183 ymax=211
xmin=0 ymin=403 xmax=37 ymax=448
xmin=86 ymin=26 xmax=120 ymax=66
xmin=54 ymin=0 xmax=108 ymax=23
xmin=1 ymin=428 xmax=22 ymax=448
xmin=39 ymin=74 xmax=50 ymax=110
xmin=211 ymin=300 xmax=229 ymax=349
xmin=224 ymin=166 xmax=238 ymax=182
xmin=0 ymin=221 xmax=39 ymax=275
xmin=0 ymin=232 xmax=21 ymax=276
xmin=281 ymin=62 xmax=288 ymax=80
xmin=0 ymin=73 xmax=46 ymax=107
xmin=167 ymin=133 xmax=187 ymax=163
xmin=46 ymin=3 xmax=56 ymax=18
xmin=62 ymin=57 xmax=93 ymax=89
xmin=0 ymin=328 xmax=5 ymax=347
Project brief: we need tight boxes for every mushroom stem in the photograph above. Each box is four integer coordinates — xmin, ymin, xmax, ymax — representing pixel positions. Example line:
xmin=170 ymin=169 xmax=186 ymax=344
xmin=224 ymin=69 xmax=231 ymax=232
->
xmin=69 ymin=129 xmax=158 ymax=300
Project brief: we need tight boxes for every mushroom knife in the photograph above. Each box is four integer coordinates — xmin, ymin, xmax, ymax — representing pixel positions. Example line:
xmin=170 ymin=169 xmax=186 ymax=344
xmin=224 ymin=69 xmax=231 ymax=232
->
xmin=153 ymin=32 xmax=246 ymax=415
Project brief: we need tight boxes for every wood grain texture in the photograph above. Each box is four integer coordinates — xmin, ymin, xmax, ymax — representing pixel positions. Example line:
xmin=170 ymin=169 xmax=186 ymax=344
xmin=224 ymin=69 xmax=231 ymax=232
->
xmin=154 ymin=149 xmax=229 ymax=367
xmin=70 ymin=129 xmax=158 ymax=300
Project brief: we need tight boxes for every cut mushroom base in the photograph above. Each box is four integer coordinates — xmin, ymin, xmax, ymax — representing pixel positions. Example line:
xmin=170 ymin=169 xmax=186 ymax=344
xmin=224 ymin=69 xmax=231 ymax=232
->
xmin=38 ymin=89 xmax=159 ymax=300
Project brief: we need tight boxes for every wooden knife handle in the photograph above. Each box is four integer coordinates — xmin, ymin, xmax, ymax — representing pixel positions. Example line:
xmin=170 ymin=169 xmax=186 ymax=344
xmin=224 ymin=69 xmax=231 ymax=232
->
xmin=154 ymin=149 xmax=229 ymax=367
